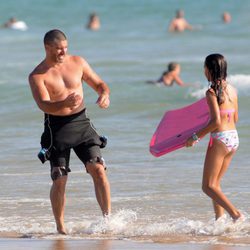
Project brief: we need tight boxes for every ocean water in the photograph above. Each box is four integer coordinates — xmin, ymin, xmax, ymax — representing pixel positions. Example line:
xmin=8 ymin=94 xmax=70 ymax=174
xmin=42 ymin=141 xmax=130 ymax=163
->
xmin=0 ymin=0 xmax=250 ymax=246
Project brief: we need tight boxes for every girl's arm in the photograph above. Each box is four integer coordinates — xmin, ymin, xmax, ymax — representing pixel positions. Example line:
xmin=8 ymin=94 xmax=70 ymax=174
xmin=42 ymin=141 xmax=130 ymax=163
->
xmin=186 ymin=90 xmax=221 ymax=146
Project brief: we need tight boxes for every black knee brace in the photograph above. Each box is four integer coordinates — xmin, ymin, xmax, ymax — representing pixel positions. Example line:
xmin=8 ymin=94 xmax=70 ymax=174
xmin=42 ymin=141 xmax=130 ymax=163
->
xmin=86 ymin=156 xmax=106 ymax=172
xmin=51 ymin=166 xmax=69 ymax=181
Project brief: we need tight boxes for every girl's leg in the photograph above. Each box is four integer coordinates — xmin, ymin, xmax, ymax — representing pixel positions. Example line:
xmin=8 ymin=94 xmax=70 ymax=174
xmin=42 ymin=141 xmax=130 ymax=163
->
xmin=212 ymin=195 xmax=224 ymax=220
xmin=212 ymin=149 xmax=235 ymax=219
xmin=202 ymin=140 xmax=240 ymax=220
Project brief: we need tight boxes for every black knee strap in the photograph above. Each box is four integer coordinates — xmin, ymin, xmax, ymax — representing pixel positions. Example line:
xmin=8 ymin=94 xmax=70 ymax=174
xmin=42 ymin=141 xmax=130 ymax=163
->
xmin=86 ymin=157 xmax=106 ymax=171
xmin=51 ymin=166 xmax=69 ymax=181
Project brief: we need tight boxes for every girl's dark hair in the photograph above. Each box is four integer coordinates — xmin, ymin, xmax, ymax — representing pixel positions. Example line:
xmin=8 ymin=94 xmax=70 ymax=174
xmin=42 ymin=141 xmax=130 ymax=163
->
xmin=204 ymin=53 xmax=227 ymax=105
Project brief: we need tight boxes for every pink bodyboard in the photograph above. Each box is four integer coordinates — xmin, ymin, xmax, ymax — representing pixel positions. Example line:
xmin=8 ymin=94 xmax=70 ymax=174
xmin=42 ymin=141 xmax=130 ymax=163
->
xmin=150 ymin=98 xmax=210 ymax=157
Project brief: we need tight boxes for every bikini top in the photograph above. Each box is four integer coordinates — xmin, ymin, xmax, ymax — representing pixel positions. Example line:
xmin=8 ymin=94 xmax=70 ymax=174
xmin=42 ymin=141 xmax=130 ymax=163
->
xmin=220 ymin=108 xmax=235 ymax=122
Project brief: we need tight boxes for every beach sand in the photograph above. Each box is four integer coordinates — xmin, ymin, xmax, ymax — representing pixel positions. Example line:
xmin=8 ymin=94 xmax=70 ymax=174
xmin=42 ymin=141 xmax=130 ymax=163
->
xmin=0 ymin=237 xmax=249 ymax=250
xmin=1 ymin=231 xmax=250 ymax=250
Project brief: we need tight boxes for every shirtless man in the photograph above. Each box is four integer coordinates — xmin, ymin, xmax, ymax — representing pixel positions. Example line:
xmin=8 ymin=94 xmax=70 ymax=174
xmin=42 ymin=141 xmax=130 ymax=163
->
xmin=168 ymin=9 xmax=193 ymax=32
xmin=29 ymin=29 xmax=111 ymax=234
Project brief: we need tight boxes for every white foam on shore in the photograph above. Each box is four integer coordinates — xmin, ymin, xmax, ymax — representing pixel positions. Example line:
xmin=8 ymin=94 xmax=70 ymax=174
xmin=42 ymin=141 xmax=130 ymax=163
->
xmin=81 ymin=211 xmax=250 ymax=238
xmin=1 ymin=210 xmax=250 ymax=245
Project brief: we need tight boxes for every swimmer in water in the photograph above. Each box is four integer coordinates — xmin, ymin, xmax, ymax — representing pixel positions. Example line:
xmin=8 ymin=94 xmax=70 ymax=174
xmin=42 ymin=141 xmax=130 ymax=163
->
xmin=86 ymin=12 xmax=100 ymax=31
xmin=147 ymin=62 xmax=188 ymax=87
xmin=2 ymin=17 xmax=28 ymax=31
xmin=168 ymin=10 xmax=193 ymax=32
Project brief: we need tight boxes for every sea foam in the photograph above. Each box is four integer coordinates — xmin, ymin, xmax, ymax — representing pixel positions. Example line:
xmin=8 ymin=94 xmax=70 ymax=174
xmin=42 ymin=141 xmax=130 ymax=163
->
xmin=190 ymin=74 xmax=250 ymax=99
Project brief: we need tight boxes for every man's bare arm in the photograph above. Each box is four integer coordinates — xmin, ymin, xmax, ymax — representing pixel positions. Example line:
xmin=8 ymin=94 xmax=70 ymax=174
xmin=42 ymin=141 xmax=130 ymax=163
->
xmin=81 ymin=58 xmax=110 ymax=109
xmin=29 ymin=74 xmax=81 ymax=113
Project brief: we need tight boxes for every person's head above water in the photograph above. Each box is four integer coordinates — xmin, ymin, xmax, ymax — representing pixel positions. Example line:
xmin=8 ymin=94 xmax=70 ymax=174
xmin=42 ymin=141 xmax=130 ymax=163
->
xmin=176 ymin=9 xmax=184 ymax=19
xmin=168 ymin=62 xmax=180 ymax=72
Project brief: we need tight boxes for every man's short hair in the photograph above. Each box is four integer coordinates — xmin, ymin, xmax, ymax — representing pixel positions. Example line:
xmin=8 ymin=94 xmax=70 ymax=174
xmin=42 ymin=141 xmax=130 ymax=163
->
xmin=44 ymin=29 xmax=67 ymax=45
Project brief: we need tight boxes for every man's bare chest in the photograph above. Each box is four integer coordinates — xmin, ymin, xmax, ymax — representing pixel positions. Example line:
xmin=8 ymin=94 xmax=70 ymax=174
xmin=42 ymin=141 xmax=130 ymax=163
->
xmin=44 ymin=67 xmax=82 ymax=91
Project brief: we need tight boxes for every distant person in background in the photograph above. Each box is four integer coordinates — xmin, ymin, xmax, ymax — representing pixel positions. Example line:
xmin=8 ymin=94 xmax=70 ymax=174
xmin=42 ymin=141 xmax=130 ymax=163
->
xmin=2 ymin=17 xmax=28 ymax=31
xmin=147 ymin=62 xmax=187 ymax=87
xmin=168 ymin=9 xmax=193 ymax=32
xmin=87 ymin=12 xmax=100 ymax=31
xmin=222 ymin=12 xmax=231 ymax=23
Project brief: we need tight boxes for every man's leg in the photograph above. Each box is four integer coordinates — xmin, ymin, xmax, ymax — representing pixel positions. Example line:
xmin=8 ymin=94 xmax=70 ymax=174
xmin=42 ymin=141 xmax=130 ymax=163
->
xmin=86 ymin=162 xmax=111 ymax=216
xmin=50 ymin=168 xmax=68 ymax=234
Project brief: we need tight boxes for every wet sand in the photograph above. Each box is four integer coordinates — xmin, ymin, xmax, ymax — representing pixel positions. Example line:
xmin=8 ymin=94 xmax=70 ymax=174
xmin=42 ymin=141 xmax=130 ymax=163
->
xmin=0 ymin=238 xmax=249 ymax=250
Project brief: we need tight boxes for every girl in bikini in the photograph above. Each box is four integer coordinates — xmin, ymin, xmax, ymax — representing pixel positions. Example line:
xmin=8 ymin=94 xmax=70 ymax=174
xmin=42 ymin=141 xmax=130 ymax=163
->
xmin=186 ymin=53 xmax=242 ymax=221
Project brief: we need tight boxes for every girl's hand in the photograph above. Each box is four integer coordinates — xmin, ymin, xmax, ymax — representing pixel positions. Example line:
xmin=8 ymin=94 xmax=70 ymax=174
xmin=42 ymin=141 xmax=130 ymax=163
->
xmin=185 ymin=137 xmax=197 ymax=147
